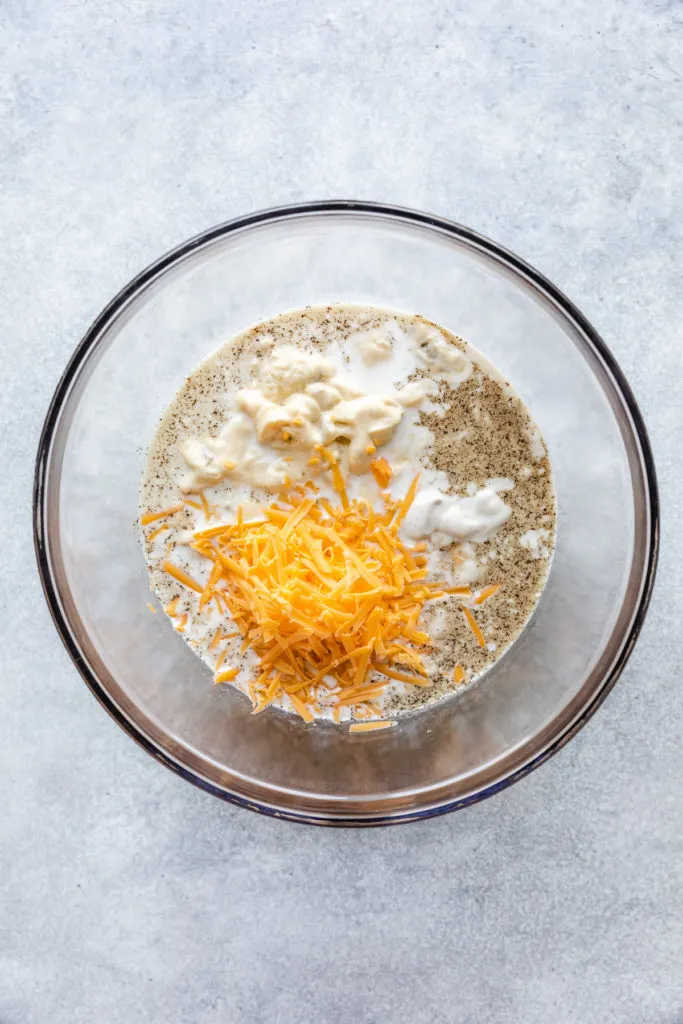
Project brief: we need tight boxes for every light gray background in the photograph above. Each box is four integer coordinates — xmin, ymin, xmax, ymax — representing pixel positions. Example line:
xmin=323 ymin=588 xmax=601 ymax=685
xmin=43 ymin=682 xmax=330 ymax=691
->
xmin=1 ymin=1 xmax=680 ymax=1021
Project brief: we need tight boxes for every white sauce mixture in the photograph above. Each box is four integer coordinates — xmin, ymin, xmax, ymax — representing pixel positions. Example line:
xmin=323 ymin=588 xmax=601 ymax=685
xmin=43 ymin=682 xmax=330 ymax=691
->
xmin=180 ymin=341 xmax=431 ymax=492
xmin=403 ymin=488 xmax=511 ymax=544
xmin=140 ymin=305 xmax=556 ymax=723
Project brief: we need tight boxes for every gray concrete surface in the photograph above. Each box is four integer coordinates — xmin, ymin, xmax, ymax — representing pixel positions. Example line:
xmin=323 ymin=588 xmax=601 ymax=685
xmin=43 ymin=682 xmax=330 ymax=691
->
xmin=1 ymin=1 xmax=681 ymax=1021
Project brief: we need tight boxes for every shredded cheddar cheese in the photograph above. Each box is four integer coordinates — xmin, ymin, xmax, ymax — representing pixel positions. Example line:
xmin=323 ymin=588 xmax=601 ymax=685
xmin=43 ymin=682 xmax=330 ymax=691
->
xmin=349 ymin=720 xmax=397 ymax=733
xmin=182 ymin=460 xmax=450 ymax=722
xmin=140 ymin=504 xmax=182 ymax=526
xmin=147 ymin=523 xmax=170 ymax=542
xmin=215 ymin=667 xmax=239 ymax=683
xmin=461 ymin=605 xmax=486 ymax=648
xmin=209 ymin=627 xmax=224 ymax=650
xmin=474 ymin=583 xmax=501 ymax=605
xmin=370 ymin=457 xmax=392 ymax=489
xmin=198 ymin=491 xmax=212 ymax=520
xmin=163 ymin=561 xmax=203 ymax=594
xmin=453 ymin=663 xmax=465 ymax=684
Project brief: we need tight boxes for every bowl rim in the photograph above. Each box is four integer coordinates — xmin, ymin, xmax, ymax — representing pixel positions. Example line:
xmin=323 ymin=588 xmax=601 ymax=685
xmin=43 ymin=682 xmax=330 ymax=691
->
xmin=33 ymin=199 xmax=660 ymax=826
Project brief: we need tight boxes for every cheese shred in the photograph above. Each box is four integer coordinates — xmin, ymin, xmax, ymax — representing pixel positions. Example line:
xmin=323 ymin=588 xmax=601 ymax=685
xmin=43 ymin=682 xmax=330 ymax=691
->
xmin=461 ymin=605 xmax=486 ymax=648
xmin=140 ymin=504 xmax=182 ymax=526
xmin=474 ymin=583 xmax=502 ymax=605
xmin=163 ymin=561 xmax=203 ymax=594
xmin=349 ymin=720 xmax=397 ymax=733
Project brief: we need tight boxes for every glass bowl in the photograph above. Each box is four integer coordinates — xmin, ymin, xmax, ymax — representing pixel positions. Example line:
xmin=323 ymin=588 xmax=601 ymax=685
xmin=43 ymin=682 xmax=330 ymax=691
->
xmin=34 ymin=202 xmax=659 ymax=825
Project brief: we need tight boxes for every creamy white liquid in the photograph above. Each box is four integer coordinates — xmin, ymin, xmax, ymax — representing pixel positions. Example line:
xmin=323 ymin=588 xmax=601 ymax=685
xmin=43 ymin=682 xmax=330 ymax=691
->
xmin=403 ymin=488 xmax=512 ymax=544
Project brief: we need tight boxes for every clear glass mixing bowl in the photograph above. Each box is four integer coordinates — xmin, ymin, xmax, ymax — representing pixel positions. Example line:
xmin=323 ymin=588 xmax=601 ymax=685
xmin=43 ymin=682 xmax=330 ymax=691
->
xmin=34 ymin=202 xmax=659 ymax=825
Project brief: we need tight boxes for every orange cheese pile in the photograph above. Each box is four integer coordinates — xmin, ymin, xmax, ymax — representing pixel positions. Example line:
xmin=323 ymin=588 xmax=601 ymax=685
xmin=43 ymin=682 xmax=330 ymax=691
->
xmin=184 ymin=454 xmax=451 ymax=721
